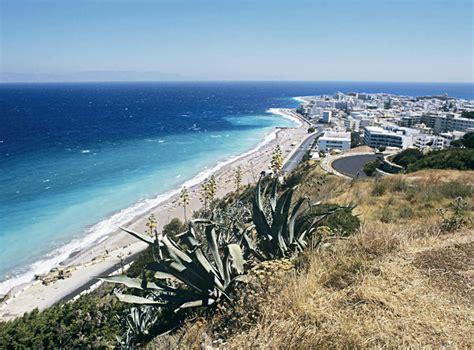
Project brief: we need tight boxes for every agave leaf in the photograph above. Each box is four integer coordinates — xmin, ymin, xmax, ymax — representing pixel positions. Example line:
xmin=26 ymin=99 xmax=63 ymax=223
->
xmin=191 ymin=248 xmax=221 ymax=279
xmin=204 ymin=224 xmax=225 ymax=278
xmin=269 ymin=178 xmax=278 ymax=213
xmin=191 ymin=218 xmax=213 ymax=225
xmin=99 ymin=275 xmax=165 ymax=290
xmin=161 ymin=235 xmax=193 ymax=265
xmin=271 ymin=187 xmax=294 ymax=256
xmin=227 ymin=243 xmax=245 ymax=274
xmin=115 ymin=292 xmax=164 ymax=305
xmin=99 ymin=275 xmax=144 ymax=289
xmin=176 ymin=229 xmax=200 ymax=251
xmin=222 ymin=248 xmax=232 ymax=288
xmin=119 ymin=226 xmax=155 ymax=245
xmin=252 ymin=179 xmax=272 ymax=240
xmin=147 ymin=259 xmax=215 ymax=295
xmin=242 ymin=231 xmax=266 ymax=261
xmin=154 ymin=271 xmax=178 ymax=280
xmin=288 ymin=197 xmax=306 ymax=243
xmin=174 ymin=298 xmax=216 ymax=312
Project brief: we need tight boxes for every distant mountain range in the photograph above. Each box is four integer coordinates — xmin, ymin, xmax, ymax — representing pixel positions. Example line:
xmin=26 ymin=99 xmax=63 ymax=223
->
xmin=0 ymin=71 xmax=185 ymax=83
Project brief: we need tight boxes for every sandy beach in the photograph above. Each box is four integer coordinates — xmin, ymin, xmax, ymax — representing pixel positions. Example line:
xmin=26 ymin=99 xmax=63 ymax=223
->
xmin=0 ymin=108 xmax=311 ymax=321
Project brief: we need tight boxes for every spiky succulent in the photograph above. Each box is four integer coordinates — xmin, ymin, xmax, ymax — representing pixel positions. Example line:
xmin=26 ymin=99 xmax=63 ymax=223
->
xmin=100 ymin=219 xmax=245 ymax=312
xmin=250 ymin=176 xmax=348 ymax=260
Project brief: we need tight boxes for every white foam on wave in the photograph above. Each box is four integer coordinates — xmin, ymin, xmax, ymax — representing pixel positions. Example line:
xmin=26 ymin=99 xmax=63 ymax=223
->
xmin=292 ymin=96 xmax=308 ymax=103
xmin=0 ymin=126 xmax=280 ymax=297
xmin=80 ymin=149 xmax=91 ymax=154
xmin=266 ymin=108 xmax=303 ymax=127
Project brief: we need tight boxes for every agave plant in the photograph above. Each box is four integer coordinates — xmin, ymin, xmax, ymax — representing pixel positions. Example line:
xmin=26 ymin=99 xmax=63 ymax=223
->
xmin=100 ymin=219 xmax=246 ymax=312
xmin=117 ymin=306 xmax=158 ymax=349
xmin=250 ymin=176 xmax=349 ymax=260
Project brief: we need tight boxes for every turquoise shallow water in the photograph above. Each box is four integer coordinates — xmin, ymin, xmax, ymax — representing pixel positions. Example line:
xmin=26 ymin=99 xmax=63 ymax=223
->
xmin=0 ymin=112 xmax=294 ymax=292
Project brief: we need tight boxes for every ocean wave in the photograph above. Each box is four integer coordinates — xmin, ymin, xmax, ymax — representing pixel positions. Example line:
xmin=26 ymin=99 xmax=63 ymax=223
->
xmin=292 ymin=96 xmax=308 ymax=103
xmin=266 ymin=108 xmax=303 ymax=127
xmin=0 ymin=127 xmax=279 ymax=297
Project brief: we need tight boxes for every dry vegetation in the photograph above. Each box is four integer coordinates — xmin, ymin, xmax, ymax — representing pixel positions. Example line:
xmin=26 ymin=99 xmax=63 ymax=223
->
xmin=151 ymin=168 xmax=474 ymax=349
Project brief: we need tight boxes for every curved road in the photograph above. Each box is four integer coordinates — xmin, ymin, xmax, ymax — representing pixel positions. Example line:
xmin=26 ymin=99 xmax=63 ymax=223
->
xmin=331 ymin=153 xmax=383 ymax=179
xmin=283 ymin=129 xmax=323 ymax=173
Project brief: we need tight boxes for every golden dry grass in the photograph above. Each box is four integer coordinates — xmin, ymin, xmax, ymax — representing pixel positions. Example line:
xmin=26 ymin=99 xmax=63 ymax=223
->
xmin=153 ymin=170 xmax=474 ymax=349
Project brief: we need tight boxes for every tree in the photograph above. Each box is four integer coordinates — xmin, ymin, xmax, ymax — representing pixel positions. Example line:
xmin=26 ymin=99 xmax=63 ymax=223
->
xmin=162 ymin=218 xmax=186 ymax=239
xmin=271 ymin=145 xmax=284 ymax=176
xmin=451 ymin=132 xmax=474 ymax=149
xmin=351 ymin=131 xmax=361 ymax=148
xmin=363 ymin=157 xmax=384 ymax=176
xmin=461 ymin=111 xmax=474 ymax=119
xmin=179 ymin=187 xmax=190 ymax=222
xmin=392 ymin=148 xmax=423 ymax=168
xmin=307 ymin=126 xmax=316 ymax=133
xmin=234 ymin=166 xmax=243 ymax=191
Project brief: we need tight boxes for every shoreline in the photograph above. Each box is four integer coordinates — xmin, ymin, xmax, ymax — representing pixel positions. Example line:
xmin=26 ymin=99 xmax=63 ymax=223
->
xmin=0 ymin=107 xmax=310 ymax=321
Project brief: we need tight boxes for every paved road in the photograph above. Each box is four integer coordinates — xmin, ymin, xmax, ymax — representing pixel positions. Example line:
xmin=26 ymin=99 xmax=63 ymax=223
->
xmin=283 ymin=130 xmax=323 ymax=173
xmin=56 ymin=252 xmax=140 ymax=305
xmin=331 ymin=153 xmax=383 ymax=179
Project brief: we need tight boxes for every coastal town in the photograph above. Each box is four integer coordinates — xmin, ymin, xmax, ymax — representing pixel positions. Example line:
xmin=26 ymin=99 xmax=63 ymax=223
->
xmin=293 ymin=92 xmax=474 ymax=175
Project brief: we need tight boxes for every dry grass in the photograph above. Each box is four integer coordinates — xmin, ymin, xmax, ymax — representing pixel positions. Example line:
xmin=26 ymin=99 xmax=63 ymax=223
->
xmin=153 ymin=170 xmax=474 ymax=349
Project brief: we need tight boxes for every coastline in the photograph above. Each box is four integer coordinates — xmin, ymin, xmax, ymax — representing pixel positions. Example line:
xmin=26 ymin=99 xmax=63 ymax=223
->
xmin=0 ymin=107 xmax=310 ymax=321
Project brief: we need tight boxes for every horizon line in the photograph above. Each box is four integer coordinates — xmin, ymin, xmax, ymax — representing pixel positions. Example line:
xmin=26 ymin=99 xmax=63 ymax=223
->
xmin=1 ymin=79 xmax=473 ymax=85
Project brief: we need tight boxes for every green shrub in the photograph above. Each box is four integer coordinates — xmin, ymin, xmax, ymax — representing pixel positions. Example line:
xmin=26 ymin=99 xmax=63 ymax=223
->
xmin=371 ymin=179 xmax=388 ymax=196
xmin=0 ymin=286 xmax=123 ymax=349
xmin=451 ymin=132 xmax=473 ymax=148
xmin=406 ymin=149 xmax=474 ymax=172
xmin=388 ymin=178 xmax=408 ymax=192
xmin=363 ymin=157 xmax=384 ymax=176
xmin=380 ymin=206 xmax=394 ymax=223
xmin=437 ymin=181 xmax=472 ymax=199
xmin=398 ymin=205 xmax=415 ymax=219
xmin=439 ymin=197 xmax=471 ymax=232
xmin=315 ymin=204 xmax=361 ymax=236
xmin=392 ymin=149 xmax=423 ymax=168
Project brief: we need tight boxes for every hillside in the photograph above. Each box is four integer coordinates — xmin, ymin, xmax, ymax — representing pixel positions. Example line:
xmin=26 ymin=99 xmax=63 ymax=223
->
xmin=152 ymin=168 xmax=474 ymax=348
xmin=1 ymin=166 xmax=472 ymax=349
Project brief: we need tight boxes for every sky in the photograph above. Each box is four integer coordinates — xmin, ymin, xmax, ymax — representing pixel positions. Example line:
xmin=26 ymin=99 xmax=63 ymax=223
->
xmin=0 ymin=0 xmax=473 ymax=82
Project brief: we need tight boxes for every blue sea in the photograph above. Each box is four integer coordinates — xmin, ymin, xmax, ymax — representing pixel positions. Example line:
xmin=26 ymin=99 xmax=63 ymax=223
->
xmin=0 ymin=81 xmax=472 ymax=293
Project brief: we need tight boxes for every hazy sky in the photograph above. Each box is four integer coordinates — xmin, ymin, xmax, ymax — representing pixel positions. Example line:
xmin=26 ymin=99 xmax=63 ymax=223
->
xmin=1 ymin=0 xmax=473 ymax=82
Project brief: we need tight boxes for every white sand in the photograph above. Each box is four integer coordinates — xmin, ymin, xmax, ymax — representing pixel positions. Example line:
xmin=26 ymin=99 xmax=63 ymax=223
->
xmin=0 ymin=109 xmax=310 ymax=321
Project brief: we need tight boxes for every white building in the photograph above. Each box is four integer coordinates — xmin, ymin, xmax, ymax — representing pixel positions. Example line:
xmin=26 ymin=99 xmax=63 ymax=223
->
xmin=318 ymin=131 xmax=351 ymax=152
xmin=363 ymin=126 xmax=414 ymax=149
xmin=315 ymin=100 xmax=336 ymax=109
xmin=414 ymin=134 xmax=447 ymax=150
xmin=420 ymin=113 xmax=474 ymax=133
xmin=321 ymin=110 xmax=332 ymax=123
xmin=344 ymin=117 xmax=360 ymax=131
